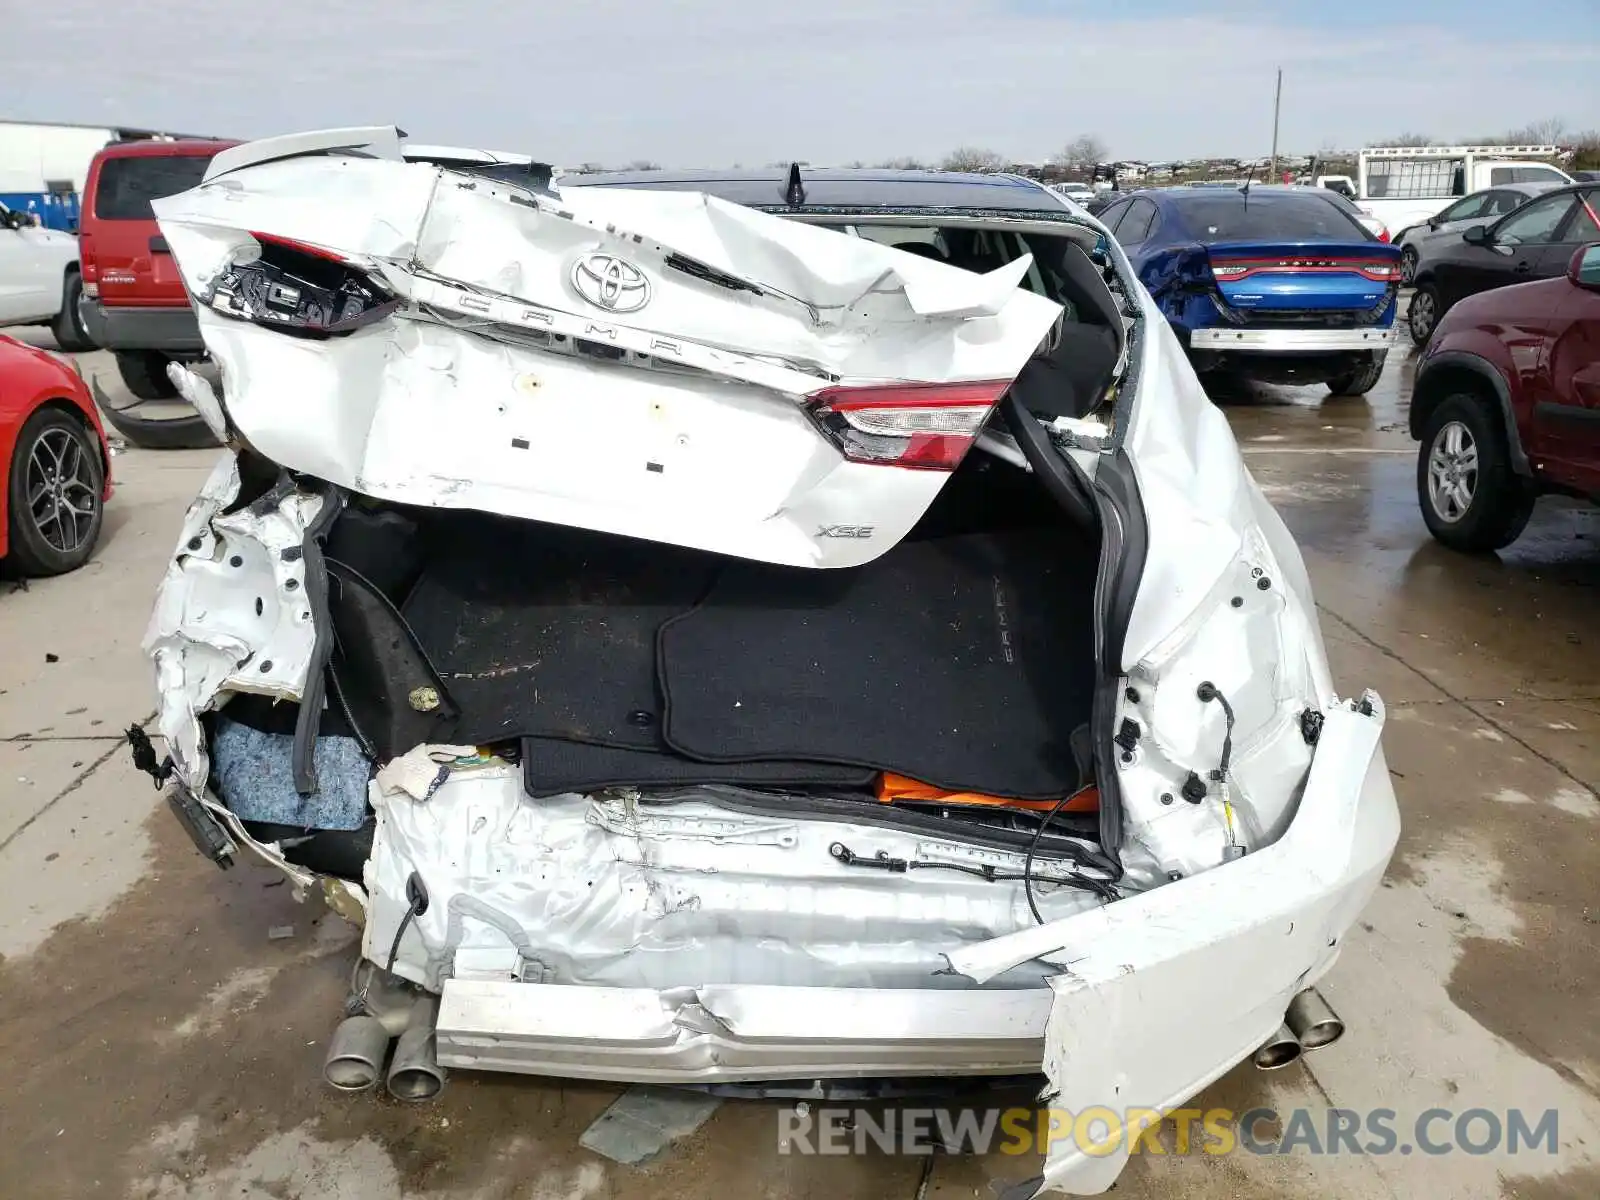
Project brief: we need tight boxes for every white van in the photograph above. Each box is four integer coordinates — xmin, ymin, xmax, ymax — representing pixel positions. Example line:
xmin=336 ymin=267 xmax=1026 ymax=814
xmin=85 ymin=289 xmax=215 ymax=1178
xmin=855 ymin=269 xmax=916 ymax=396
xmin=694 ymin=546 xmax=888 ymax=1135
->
xmin=1355 ymin=145 xmax=1571 ymax=232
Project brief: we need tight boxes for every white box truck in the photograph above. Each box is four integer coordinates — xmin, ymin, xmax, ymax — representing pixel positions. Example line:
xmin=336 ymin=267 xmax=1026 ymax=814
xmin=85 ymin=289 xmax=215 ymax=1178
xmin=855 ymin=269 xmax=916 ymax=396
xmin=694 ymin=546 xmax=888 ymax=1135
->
xmin=1354 ymin=145 xmax=1571 ymax=234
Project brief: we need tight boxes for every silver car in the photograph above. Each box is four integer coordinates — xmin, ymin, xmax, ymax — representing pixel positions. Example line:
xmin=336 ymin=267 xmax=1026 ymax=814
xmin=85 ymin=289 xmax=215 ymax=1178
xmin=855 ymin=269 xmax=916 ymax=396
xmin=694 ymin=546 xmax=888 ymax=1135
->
xmin=1394 ymin=183 xmax=1559 ymax=284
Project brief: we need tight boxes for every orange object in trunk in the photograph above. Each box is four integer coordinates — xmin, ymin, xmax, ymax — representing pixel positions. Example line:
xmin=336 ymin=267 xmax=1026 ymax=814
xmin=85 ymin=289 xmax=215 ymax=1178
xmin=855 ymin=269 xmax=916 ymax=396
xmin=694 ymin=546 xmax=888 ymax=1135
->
xmin=875 ymin=773 xmax=1098 ymax=813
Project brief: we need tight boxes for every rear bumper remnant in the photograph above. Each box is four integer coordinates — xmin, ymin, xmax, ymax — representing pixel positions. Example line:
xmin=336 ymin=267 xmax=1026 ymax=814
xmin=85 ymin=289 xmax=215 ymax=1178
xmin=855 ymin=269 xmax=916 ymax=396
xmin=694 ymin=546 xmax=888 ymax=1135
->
xmin=437 ymin=981 xmax=1049 ymax=1082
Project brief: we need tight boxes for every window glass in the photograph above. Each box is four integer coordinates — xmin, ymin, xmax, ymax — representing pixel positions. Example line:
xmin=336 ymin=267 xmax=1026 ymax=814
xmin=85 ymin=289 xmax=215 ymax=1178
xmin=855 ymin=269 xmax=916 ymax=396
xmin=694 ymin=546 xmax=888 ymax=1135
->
xmin=1116 ymin=200 xmax=1157 ymax=245
xmin=94 ymin=154 xmax=216 ymax=220
xmin=1489 ymin=167 xmax=1513 ymax=186
xmin=1494 ymin=193 xmax=1577 ymax=244
xmin=1558 ymin=190 xmax=1600 ymax=242
xmin=1512 ymin=166 xmax=1567 ymax=185
xmin=1484 ymin=191 xmax=1526 ymax=216
xmin=1439 ymin=194 xmax=1490 ymax=221
xmin=1097 ymin=200 xmax=1131 ymax=233
xmin=1176 ymin=193 xmax=1367 ymax=241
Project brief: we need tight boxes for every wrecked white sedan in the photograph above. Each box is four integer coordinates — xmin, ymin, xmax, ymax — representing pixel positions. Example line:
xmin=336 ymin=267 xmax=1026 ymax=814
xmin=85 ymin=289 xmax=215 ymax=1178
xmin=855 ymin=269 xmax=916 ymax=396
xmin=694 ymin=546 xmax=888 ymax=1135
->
xmin=137 ymin=127 xmax=1398 ymax=1195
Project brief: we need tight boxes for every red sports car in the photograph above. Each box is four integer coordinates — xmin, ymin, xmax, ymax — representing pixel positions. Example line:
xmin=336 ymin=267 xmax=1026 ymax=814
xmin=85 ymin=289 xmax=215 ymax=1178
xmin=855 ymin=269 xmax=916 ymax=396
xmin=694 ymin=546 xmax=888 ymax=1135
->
xmin=0 ymin=335 xmax=112 ymax=576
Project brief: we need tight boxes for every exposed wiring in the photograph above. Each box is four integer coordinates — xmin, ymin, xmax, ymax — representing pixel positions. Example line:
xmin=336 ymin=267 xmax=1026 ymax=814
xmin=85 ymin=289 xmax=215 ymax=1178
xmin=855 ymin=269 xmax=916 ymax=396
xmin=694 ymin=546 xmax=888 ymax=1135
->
xmin=385 ymin=871 xmax=430 ymax=975
xmin=1196 ymin=680 xmax=1236 ymax=780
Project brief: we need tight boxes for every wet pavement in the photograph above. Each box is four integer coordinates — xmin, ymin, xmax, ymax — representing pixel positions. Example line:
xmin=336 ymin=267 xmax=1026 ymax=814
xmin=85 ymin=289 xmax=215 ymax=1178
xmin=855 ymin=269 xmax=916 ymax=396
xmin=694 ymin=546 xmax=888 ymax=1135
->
xmin=2 ymin=334 xmax=1597 ymax=1200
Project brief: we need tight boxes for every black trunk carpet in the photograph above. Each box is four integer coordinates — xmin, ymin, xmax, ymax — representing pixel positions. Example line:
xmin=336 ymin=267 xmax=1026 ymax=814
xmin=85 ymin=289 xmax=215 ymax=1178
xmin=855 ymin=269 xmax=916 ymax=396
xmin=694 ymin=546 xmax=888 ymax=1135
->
xmin=658 ymin=528 xmax=1097 ymax=798
xmin=402 ymin=522 xmax=719 ymax=748
xmin=522 ymin=737 xmax=874 ymax=797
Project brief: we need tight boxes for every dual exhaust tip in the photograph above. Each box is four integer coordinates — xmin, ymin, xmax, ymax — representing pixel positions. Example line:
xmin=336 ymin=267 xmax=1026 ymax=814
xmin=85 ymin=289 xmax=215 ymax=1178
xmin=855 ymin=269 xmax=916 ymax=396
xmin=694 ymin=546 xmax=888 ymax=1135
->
xmin=325 ymin=989 xmax=444 ymax=1101
xmin=1252 ymin=988 xmax=1345 ymax=1070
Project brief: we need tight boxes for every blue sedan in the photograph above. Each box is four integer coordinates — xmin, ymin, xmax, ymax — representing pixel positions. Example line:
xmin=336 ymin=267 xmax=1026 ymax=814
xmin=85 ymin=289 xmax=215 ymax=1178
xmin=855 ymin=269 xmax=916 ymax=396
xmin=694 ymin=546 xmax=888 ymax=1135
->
xmin=1097 ymin=187 xmax=1403 ymax=394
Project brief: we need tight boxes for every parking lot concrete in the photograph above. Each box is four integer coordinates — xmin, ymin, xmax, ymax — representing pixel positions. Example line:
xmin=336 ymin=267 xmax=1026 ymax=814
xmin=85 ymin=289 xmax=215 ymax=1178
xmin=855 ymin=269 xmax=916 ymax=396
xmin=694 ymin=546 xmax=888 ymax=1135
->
xmin=2 ymin=335 xmax=1597 ymax=1200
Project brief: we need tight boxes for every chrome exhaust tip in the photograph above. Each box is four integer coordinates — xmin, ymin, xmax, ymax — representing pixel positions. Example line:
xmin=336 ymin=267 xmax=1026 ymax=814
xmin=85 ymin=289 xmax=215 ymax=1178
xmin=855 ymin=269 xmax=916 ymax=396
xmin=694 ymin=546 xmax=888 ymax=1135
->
xmin=1252 ymin=1023 xmax=1303 ymax=1070
xmin=1286 ymin=988 xmax=1345 ymax=1051
xmin=386 ymin=995 xmax=445 ymax=1102
xmin=324 ymin=1015 xmax=391 ymax=1092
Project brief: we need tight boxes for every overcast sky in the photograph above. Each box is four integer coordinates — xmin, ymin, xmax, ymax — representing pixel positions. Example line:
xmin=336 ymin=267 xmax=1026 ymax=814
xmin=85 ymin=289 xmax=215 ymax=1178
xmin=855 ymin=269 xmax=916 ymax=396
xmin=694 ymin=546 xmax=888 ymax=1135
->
xmin=3 ymin=0 xmax=1597 ymax=165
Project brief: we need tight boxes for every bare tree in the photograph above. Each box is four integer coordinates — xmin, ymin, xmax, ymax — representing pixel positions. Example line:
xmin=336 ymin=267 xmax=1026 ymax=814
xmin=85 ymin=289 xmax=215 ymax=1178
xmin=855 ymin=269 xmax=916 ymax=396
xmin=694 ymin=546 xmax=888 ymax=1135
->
xmin=625 ymin=159 xmax=660 ymax=170
xmin=1504 ymin=116 xmax=1567 ymax=145
xmin=940 ymin=146 xmax=1008 ymax=173
xmin=1384 ymin=132 xmax=1434 ymax=147
xmin=876 ymin=156 xmax=928 ymax=170
xmin=1050 ymin=134 xmax=1108 ymax=170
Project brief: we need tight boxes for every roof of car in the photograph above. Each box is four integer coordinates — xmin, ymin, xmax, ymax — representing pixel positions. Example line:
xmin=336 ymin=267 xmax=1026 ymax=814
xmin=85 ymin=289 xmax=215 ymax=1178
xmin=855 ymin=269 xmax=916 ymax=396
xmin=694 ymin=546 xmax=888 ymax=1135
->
xmin=560 ymin=167 xmax=1071 ymax=214
xmin=94 ymin=138 xmax=239 ymax=160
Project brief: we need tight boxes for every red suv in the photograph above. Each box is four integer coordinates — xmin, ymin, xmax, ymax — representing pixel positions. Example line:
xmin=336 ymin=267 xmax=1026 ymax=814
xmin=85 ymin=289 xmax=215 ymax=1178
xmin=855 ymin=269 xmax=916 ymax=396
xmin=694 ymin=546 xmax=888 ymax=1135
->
xmin=78 ymin=139 xmax=236 ymax=399
xmin=1410 ymin=241 xmax=1600 ymax=551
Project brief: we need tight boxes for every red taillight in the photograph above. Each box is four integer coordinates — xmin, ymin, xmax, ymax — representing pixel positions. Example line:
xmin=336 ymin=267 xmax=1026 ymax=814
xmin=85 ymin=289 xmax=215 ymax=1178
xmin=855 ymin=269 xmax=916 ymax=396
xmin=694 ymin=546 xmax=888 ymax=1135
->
xmin=248 ymin=230 xmax=350 ymax=263
xmin=1377 ymin=229 xmax=1392 ymax=243
xmin=1211 ymin=257 xmax=1401 ymax=283
xmin=809 ymin=380 xmax=1011 ymax=471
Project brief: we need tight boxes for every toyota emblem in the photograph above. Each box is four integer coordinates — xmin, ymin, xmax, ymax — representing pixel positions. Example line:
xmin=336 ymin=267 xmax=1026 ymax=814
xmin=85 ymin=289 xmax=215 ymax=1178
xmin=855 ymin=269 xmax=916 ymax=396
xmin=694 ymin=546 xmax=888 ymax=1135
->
xmin=571 ymin=253 xmax=651 ymax=313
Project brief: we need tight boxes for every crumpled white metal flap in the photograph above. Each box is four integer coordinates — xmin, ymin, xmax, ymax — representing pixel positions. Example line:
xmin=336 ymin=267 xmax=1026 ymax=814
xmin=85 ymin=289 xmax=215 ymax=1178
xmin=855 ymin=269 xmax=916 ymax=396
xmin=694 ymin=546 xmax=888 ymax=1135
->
xmin=153 ymin=134 xmax=1067 ymax=569
xmin=203 ymin=125 xmax=403 ymax=182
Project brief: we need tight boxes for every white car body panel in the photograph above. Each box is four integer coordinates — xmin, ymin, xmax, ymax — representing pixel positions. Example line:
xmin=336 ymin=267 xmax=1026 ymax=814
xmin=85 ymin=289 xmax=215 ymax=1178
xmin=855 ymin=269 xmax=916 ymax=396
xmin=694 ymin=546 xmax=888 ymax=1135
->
xmin=0 ymin=210 xmax=75 ymax=325
xmin=950 ymin=699 xmax=1396 ymax=1195
xmin=155 ymin=149 xmax=1061 ymax=569
xmin=142 ymin=130 xmax=1400 ymax=1198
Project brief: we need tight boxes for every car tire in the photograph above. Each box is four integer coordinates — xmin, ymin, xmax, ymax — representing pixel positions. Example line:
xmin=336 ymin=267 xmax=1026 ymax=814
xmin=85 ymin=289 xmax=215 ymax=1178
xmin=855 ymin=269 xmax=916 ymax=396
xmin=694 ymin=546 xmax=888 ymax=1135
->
xmin=1399 ymin=245 xmax=1419 ymax=286
xmin=1417 ymin=393 xmax=1535 ymax=553
xmin=50 ymin=272 xmax=95 ymax=352
xmin=3 ymin=406 xmax=105 ymax=577
xmin=1326 ymin=350 xmax=1386 ymax=396
xmin=115 ymin=350 xmax=180 ymax=400
xmin=1408 ymin=283 xmax=1443 ymax=346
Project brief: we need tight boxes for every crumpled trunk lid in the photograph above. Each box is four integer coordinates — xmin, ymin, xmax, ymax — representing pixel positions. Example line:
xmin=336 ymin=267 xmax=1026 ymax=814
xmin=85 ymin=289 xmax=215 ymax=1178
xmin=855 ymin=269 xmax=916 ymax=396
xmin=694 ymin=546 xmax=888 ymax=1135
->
xmin=152 ymin=129 xmax=1062 ymax=568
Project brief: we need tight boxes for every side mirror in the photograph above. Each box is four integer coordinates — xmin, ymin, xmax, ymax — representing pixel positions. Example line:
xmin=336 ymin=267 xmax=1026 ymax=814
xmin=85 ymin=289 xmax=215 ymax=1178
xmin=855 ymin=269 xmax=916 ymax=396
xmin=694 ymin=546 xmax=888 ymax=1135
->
xmin=1428 ymin=216 xmax=1442 ymax=230
xmin=1569 ymin=243 xmax=1600 ymax=290
xmin=1462 ymin=224 xmax=1491 ymax=246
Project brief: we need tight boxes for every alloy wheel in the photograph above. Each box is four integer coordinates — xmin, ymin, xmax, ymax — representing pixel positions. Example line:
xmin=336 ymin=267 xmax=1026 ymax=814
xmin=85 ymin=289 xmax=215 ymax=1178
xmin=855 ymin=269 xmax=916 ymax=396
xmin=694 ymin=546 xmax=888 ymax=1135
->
xmin=1400 ymin=247 xmax=1418 ymax=285
xmin=1409 ymin=290 xmax=1436 ymax=340
xmin=25 ymin=426 xmax=99 ymax=554
xmin=1426 ymin=420 xmax=1478 ymax=523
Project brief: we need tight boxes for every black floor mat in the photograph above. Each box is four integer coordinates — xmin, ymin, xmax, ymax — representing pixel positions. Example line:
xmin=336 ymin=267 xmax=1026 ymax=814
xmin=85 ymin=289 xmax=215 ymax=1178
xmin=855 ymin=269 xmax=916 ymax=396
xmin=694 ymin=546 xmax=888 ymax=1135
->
xmin=522 ymin=737 xmax=874 ymax=798
xmin=402 ymin=521 xmax=719 ymax=748
xmin=658 ymin=529 xmax=1097 ymax=798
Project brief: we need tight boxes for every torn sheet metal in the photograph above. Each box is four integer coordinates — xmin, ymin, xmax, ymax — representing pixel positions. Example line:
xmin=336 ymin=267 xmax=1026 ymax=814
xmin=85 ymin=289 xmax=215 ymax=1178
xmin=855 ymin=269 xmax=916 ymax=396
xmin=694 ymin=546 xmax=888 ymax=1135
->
xmin=363 ymin=766 xmax=1104 ymax=994
xmin=143 ymin=452 xmax=324 ymax=791
xmin=152 ymin=132 xmax=1064 ymax=567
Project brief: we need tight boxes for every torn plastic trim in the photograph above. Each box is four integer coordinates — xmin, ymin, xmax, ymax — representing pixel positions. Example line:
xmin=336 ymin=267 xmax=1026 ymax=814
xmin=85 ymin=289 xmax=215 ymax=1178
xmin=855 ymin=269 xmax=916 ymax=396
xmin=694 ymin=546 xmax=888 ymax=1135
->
xmin=1012 ymin=697 xmax=1396 ymax=1196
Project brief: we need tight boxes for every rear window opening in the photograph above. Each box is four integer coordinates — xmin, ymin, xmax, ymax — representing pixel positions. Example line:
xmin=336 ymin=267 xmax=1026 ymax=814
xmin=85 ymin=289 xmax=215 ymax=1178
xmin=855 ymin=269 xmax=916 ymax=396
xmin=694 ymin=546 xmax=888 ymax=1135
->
xmin=209 ymin=442 xmax=1112 ymax=887
xmin=93 ymin=153 xmax=217 ymax=220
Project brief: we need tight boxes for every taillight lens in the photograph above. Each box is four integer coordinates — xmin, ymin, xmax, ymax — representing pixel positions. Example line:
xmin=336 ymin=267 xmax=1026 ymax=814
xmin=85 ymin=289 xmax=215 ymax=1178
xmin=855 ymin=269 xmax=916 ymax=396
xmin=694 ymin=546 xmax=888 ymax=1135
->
xmin=808 ymin=380 xmax=1010 ymax=470
xmin=206 ymin=232 xmax=396 ymax=338
xmin=1210 ymin=257 xmax=1401 ymax=283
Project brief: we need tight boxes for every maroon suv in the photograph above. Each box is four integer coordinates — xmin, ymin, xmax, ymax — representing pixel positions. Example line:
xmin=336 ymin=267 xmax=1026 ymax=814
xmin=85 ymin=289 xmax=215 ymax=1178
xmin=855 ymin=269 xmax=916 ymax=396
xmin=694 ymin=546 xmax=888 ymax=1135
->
xmin=1410 ymin=241 xmax=1600 ymax=551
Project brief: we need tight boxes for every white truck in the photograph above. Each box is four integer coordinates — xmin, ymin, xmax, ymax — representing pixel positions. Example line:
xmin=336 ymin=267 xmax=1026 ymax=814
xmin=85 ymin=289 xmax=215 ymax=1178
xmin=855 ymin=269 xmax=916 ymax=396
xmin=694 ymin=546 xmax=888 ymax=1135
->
xmin=1353 ymin=145 xmax=1571 ymax=234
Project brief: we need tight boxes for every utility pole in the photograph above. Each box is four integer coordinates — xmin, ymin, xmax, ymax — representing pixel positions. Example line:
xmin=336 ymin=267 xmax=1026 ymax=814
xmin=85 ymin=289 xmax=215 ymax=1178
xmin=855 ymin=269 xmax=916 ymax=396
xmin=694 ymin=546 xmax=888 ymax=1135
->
xmin=1268 ymin=68 xmax=1283 ymax=182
